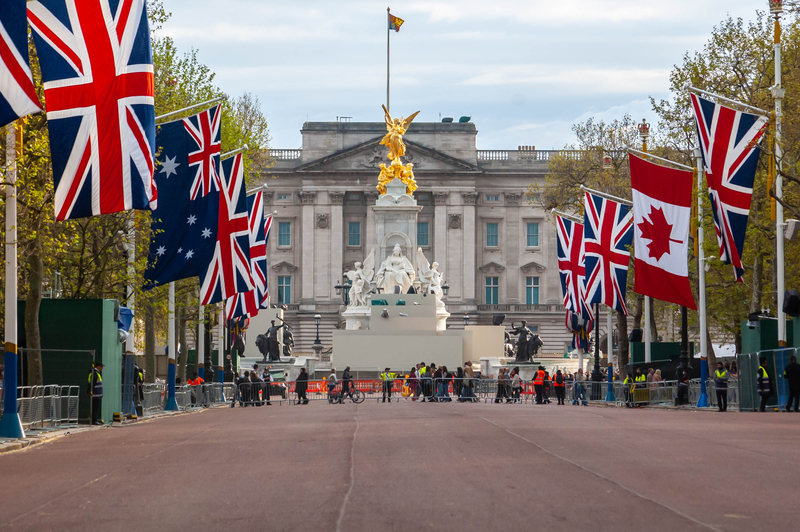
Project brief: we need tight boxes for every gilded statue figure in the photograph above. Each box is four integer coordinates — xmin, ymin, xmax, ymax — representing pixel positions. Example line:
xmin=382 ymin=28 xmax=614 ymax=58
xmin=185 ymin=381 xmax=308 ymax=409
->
xmin=377 ymin=105 xmax=420 ymax=196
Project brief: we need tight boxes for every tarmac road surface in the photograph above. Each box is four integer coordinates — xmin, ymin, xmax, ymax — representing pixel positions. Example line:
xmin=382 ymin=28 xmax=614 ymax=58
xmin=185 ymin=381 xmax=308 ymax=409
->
xmin=1 ymin=400 xmax=798 ymax=532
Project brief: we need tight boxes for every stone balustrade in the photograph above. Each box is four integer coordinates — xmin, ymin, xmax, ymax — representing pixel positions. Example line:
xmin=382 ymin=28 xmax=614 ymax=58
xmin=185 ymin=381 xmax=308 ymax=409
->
xmin=269 ymin=148 xmax=302 ymax=160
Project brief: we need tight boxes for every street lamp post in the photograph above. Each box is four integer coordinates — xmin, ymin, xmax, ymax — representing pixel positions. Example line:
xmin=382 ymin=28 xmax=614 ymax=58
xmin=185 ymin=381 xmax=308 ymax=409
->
xmin=334 ymin=276 xmax=352 ymax=305
xmin=463 ymin=314 xmax=469 ymax=328
xmin=770 ymin=0 xmax=787 ymax=347
xmin=638 ymin=119 xmax=653 ymax=365
xmin=312 ymin=314 xmax=323 ymax=358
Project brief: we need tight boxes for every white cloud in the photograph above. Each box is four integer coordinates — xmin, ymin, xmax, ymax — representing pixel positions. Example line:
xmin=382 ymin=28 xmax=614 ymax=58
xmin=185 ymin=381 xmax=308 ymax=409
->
xmin=461 ymin=66 xmax=671 ymax=94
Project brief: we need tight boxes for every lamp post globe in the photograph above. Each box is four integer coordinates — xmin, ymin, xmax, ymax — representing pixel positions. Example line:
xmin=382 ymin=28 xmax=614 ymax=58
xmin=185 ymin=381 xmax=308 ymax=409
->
xmin=769 ymin=0 xmax=783 ymax=15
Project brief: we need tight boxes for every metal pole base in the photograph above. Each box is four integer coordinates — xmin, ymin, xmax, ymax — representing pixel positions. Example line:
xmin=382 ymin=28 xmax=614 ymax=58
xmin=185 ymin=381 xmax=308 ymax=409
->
xmin=696 ymin=392 xmax=710 ymax=408
xmin=164 ymin=397 xmax=179 ymax=411
xmin=0 ymin=412 xmax=25 ymax=439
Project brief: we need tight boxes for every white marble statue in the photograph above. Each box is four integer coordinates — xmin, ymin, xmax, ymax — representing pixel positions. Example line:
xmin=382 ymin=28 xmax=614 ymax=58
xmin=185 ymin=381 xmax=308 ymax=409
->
xmin=344 ymin=250 xmax=375 ymax=307
xmin=376 ymin=244 xmax=415 ymax=294
xmin=417 ymin=247 xmax=444 ymax=300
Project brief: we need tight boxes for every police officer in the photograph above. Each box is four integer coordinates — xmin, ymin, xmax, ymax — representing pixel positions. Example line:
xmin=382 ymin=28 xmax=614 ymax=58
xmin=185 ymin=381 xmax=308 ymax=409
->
xmin=623 ymin=373 xmax=634 ymax=408
xmin=757 ymin=357 xmax=772 ymax=412
xmin=381 ymin=367 xmax=395 ymax=403
xmin=714 ymin=362 xmax=729 ymax=412
xmin=88 ymin=362 xmax=104 ymax=425
xmin=783 ymin=355 xmax=800 ymax=412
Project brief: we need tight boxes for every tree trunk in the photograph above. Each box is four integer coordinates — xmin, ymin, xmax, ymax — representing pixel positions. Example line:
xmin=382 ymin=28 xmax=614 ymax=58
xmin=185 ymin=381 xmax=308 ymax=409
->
xmin=648 ymin=297 xmax=659 ymax=341
xmin=24 ymin=251 xmax=44 ymax=386
xmin=178 ymin=304 xmax=187 ymax=383
xmin=617 ymin=310 xmax=629 ymax=369
xmin=705 ymin=327 xmax=717 ymax=370
xmin=633 ymin=294 xmax=643 ymax=329
xmin=750 ymin=251 xmax=763 ymax=314
xmin=144 ymin=299 xmax=156 ymax=383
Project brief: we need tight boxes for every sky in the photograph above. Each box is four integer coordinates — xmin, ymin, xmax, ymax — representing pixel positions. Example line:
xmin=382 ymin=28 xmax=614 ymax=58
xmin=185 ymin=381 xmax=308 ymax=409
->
xmin=159 ymin=0 xmax=765 ymax=151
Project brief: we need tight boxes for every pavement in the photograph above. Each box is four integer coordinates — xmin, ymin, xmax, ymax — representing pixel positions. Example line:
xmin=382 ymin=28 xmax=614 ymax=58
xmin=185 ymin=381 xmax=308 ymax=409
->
xmin=0 ymin=400 xmax=798 ymax=532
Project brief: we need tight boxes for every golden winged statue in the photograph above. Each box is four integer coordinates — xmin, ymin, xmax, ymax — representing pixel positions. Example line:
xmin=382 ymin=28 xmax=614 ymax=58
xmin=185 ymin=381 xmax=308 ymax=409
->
xmin=377 ymin=105 xmax=421 ymax=195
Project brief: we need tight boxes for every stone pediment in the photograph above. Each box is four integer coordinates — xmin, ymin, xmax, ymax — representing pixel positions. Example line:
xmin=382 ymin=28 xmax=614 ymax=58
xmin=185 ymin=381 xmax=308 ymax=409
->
xmin=271 ymin=261 xmax=298 ymax=273
xmin=520 ymin=261 xmax=546 ymax=273
xmin=479 ymin=262 xmax=505 ymax=273
xmin=294 ymin=138 xmax=481 ymax=174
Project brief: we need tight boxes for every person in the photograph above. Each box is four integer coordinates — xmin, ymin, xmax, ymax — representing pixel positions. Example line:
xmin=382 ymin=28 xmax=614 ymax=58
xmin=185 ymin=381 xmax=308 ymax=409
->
xmin=342 ymin=366 xmax=354 ymax=402
xmin=188 ymin=372 xmax=204 ymax=405
xmin=327 ymin=369 xmax=339 ymax=404
xmin=623 ymin=373 xmax=634 ymax=408
xmin=646 ymin=368 xmax=655 ymax=384
xmin=573 ymin=368 xmax=587 ymax=406
xmin=427 ymin=364 xmax=437 ymax=400
xmin=533 ymin=366 xmax=546 ymax=404
xmin=134 ymin=365 xmax=144 ymax=406
xmin=415 ymin=363 xmax=426 ymax=401
xmin=454 ymin=366 xmax=463 ymax=398
xmin=87 ymin=362 xmax=104 ymax=425
xmin=231 ymin=370 xmax=243 ymax=407
xmin=714 ymin=362 xmax=729 ymax=412
xmin=635 ymin=368 xmax=646 ymax=385
xmin=433 ymin=365 xmax=443 ymax=401
xmin=440 ymin=366 xmax=452 ymax=402
xmin=511 ymin=368 xmax=522 ymax=403
xmin=757 ymin=357 xmax=772 ymax=412
xmin=461 ymin=361 xmax=475 ymax=402
xmin=495 ymin=368 xmax=508 ymax=403
xmin=543 ymin=370 xmax=552 ymax=404
xmin=676 ymin=366 xmax=690 ymax=406
xmin=407 ymin=368 xmax=418 ymax=402
xmin=381 ymin=368 xmax=396 ymax=403
xmin=653 ymin=369 xmax=663 ymax=383
xmin=729 ymin=361 xmax=739 ymax=378
xmin=295 ymin=368 xmax=309 ymax=405
xmin=784 ymin=355 xmax=800 ymax=412
xmin=250 ymin=369 xmax=269 ymax=406
xmin=554 ymin=369 xmax=566 ymax=405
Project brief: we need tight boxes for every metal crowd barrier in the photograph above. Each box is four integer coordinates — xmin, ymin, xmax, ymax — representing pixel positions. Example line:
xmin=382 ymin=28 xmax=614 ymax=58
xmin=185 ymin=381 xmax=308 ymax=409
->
xmin=688 ymin=378 xmax=739 ymax=409
xmin=0 ymin=385 xmax=81 ymax=430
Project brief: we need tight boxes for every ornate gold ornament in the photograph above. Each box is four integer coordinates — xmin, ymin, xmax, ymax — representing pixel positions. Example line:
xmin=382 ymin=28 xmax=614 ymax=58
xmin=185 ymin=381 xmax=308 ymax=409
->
xmin=377 ymin=105 xmax=420 ymax=195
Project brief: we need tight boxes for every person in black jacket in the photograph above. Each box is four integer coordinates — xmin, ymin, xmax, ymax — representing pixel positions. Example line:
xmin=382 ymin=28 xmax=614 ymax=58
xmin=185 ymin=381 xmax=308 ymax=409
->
xmin=342 ymin=366 xmax=353 ymax=402
xmin=757 ymin=358 xmax=772 ymax=412
xmin=783 ymin=355 xmax=800 ymax=412
xmin=296 ymin=368 xmax=309 ymax=405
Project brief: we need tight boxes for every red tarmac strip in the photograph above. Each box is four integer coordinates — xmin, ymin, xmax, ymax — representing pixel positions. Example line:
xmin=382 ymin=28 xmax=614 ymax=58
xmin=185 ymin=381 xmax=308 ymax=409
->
xmin=1 ymin=402 xmax=798 ymax=532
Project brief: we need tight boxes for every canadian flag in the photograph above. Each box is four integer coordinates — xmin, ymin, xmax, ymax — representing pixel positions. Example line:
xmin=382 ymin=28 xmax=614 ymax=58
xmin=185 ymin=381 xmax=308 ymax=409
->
xmin=629 ymin=154 xmax=697 ymax=310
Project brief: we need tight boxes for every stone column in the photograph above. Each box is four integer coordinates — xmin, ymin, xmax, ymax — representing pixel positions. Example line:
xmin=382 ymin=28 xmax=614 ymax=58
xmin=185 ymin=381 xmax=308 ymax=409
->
xmin=462 ymin=192 xmax=478 ymax=305
xmin=300 ymin=191 xmax=316 ymax=305
xmin=434 ymin=192 xmax=448 ymax=278
xmin=366 ymin=191 xmax=378 ymax=256
xmin=504 ymin=192 xmax=523 ymax=304
xmin=329 ymin=191 xmax=345 ymax=300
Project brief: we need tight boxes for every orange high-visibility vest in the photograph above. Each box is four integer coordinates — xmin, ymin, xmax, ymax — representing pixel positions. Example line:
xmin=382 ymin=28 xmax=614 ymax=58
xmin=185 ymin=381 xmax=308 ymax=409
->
xmin=533 ymin=370 xmax=545 ymax=385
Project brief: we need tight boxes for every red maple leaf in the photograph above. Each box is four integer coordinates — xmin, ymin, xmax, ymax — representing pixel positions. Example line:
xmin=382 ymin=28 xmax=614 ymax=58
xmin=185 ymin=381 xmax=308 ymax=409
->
xmin=638 ymin=206 xmax=682 ymax=261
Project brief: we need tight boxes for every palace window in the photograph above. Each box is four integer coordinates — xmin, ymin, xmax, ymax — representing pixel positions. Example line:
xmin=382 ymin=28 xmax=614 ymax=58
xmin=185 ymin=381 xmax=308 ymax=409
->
xmin=277 ymin=194 xmax=290 ymax=201
xmin=278 ymin=222 xmax=291 ymax=247
xmin=526 ymin=276 xmax=540 ymax=305
xmin=486 ymin=223 xmax=499 ymax=247
xmin=485 ymin=276 xmax=499 ymax=305
xmin=486 ymin=194 xmax=500 ymax=202
xmin=417 ymin=222 xmax=429 ymax=247
xmin=278 ymin=276 xmax=291 ymax=304
xmin=348 ymin=222 xmax=361 ymax=247
xmin=527 ymin=222 xmax=539 ymax=247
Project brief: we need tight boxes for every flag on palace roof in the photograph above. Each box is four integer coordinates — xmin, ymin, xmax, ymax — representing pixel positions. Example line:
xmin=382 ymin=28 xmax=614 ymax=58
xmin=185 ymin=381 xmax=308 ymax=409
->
xmin=144 ymin=106 xmax=221 ymax=290
xmin=389 ymin=13 xmax=404 ymax=32
xmin=200 ymin=153 xmax=254 ymax=305
xmin=225 ymin=193 xmax=270 ymax=320
xmin=28 ymin=0 xmax=156 ymax=220
xmin=629 ymin=154 xmax=696 ymax=310
xmin=689 ymin=93 xmax=768 ymax=282
xmin=555 ymin=215 xmax=593 ymax=321
xmin=583 ymin=191 xmax=633 ymax=315
xmin=0 ymin=0 xmax=42 ymax=128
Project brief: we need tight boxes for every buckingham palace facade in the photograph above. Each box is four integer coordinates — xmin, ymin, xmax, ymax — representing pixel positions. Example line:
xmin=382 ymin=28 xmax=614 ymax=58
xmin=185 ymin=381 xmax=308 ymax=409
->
xmin=259 ymin=119 xmax=575 ymax=354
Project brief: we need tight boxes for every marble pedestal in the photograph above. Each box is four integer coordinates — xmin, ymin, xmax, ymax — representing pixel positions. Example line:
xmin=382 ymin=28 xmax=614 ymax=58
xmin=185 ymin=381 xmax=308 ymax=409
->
xmin=373 ymin=179 xmax=422 ymax=265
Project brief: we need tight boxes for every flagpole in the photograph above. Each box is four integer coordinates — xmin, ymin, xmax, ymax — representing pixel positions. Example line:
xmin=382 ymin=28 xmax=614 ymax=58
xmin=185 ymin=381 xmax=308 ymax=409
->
xmin=125 ymin=216 xmax=135 ymax=357
xmin=165 ymin=282 xmax=178 ymax=410
xmin=638 ymin=122 xmax=652 ymax=365
xmin=0 ymin=122 xmax=24 ymax=439
xmin=218 ymin=306 xmax=224 ymax=382
xmin=220 ymin=144 xmax=249 ymax=161
xmin=155 ymin=96 xmax=227 ymax=123
xmin=579 ymin=185 xmax=633 ymax=206
xmin=607 ymin=305 xmax=614 ymax=369
xmin=772 ymin=4 xmax=786 ymax=347
xmin=198 ymin=304 xmax=205 ymax=381
xmin=695 ymin=148 xmax=710 ymax=407
xmin=387 ymin=6 xmax=391 ymax=113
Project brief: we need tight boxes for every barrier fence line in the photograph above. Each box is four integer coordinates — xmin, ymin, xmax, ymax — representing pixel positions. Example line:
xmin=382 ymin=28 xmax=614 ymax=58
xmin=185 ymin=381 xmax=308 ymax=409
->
xmin=0 ymin=384 xmax=81 ymax=431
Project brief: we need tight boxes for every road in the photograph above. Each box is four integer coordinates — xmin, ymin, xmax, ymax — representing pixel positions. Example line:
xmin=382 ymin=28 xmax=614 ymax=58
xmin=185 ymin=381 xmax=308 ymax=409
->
xmin=0 ymin=400 xmax=798 ymax=531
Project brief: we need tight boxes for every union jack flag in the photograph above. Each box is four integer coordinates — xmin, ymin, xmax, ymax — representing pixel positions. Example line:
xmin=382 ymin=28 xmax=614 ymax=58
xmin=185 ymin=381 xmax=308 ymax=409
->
xmin=0 ymin=0 xmax=42 ymax=128
xmin=566 ymin=310 xmax=593 ymax=352
xmin=583 ymin=192 xmax=633 ymax=315
xmin=225 ymin=193 xmax=270 ymax=320
xmin=556 ymin=215 xmax=592 ymax=320
xmin=187 ymin=104 xmax=221 ymax=200
xmin=28 ymin=0 xmax=156 ymax=220
xmin=690 ymin=93 xmax=768 ymax=282
xmin=200 ymin=153 xmax=253 ymax=305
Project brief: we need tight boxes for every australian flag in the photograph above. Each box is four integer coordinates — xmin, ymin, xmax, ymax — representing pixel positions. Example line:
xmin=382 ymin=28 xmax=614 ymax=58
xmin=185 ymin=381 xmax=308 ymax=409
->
xmin=144 ymin=106 xmax=221 ymax=289
xmin=0 ymin=0 xmax=41 ymax=128
xmin=690 ymin=93 xmax=768 ymax=282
